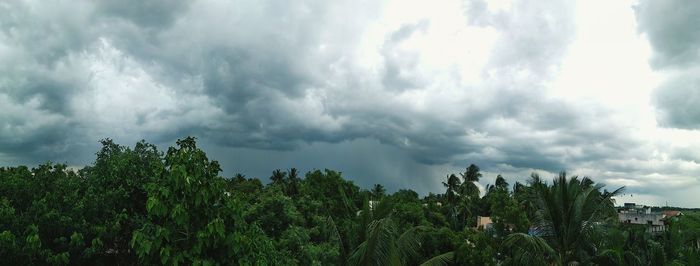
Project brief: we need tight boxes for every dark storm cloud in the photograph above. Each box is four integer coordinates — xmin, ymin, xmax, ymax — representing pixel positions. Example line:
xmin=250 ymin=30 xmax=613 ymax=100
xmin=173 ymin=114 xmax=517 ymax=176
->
xmin=1 ymin=0 xmax=595 ymax=170
xmin=0 ymin=0 xmax=663 ymax=201
xmin=95 ymin=0 xmax=190 ymax=29
xmin=0 ymin=1 xmax=93 ymax=115
xmin=636 ymin=0 xmax=700 ymax=129
xmin=0 ymin=0 xmax=381 ymax=162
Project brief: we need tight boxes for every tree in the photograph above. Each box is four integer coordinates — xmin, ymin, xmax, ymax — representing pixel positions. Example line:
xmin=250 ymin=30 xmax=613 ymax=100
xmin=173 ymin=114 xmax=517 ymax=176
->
xmin=79 ymin=139 xmax=164 ymax=264
xmin=487 ymin=176 xmax=529 ymax=236
xmin=2 ymin=136 xmax=695 ymax=265
xmin=456 ymin=164 xmax=482 ymax=229
xmin=270 ymin=169 xmax=287 ymax=185
xmin=348 ymin=198 xmax=424 ymax=266
xmin=225 ymin=173 xmax=263 ymax=200
xmin=287 ymin=168 xmax=301 ymax=197
xmin=298 ymin=169 xmax=362 ymax=264
xmin=461 ymin=164 xmax=482 ymax=182
xmin=371 ymin=184 xmax=386 ymax=201
xmin=503 ymin=172 xmax=624 ymax=265
xmin=442 ymin=174 xmax=461 ymax=229
xmin=453 ymin=230 xmax=496 ymax=266
xmin=248 ymin=187 xmax=303 ymax=238
xmin=131 ymin=137 xmax=278 ymax=265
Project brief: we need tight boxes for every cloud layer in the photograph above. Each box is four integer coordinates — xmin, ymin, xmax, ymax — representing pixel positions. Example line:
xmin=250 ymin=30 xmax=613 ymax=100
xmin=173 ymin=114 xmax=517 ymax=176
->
xmin=1 ymin=0 xmax=700 ymax=206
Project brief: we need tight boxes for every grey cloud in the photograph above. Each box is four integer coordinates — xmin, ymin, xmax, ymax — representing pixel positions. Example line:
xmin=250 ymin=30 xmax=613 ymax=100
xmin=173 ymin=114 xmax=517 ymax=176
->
xmin=204 ymin=137 xmax=448 ymax=195
xmin=635 ymin=0 xmax=700 ymax=69
xmin=95 ymin=0 xmax=190 ymax=29
xmin=0 ymin=94 xmax=90 ymax=163
xmin=636 ymin=0 xmax=700 ymax=129
xmin=1 ymin=0 xmax=676 ymax=205
xmin=381 ymin=20 xmax=429 ymax=91
xmin=652 ymin=72 xmax=700 ymax=129
xmin=671 ymin=146 xmax=700 ymax=163
xmin=465 ymin=0 xmax=576 ymax=77
xmin=168 ymin=0 xmax=633 ymax=181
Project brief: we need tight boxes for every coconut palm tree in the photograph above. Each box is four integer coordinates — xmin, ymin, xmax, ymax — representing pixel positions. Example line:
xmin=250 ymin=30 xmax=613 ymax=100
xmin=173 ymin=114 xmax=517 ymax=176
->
xmin=458 ymin=164 xmax=481 ymax=206
xmin=270 ymin=169 xmax=287 ymax=184
xmin=503 ymin=172 xmax=624 ymax=265
xmin=442 ymin=174 xmax=462 ymax=228
xmin=286 ymin=168 xmax=300 ymax=196
xmin=348 ymin=198 xmax=425 ymax=266
xmin=457 ymin=165 xmax=482 ymax=229
xmin=371 ymin=184 xmax=386 ymax=200
xmin=461 ymin=164 xmax=482 ymax=182
xmin=442 ymin=174 xmax=461 ymax=207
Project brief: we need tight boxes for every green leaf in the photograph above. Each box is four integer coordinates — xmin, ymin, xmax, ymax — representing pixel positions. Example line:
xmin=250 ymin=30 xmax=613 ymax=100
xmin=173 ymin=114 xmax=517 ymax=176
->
xmin=420 ymin=251 xmax=454 ymax=266
xmin=160 ymin=247 xmax=171 ymax=264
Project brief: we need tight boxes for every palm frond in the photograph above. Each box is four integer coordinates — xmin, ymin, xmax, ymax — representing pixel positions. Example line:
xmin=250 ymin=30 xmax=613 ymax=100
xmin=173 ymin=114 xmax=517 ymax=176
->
xmin=348 ymin=218 xmax=397 ymax=266
xmin=373 ymin=197 xmax=394 ymax=220
xmin=503 ymin=232 xmax=557 ymax=265
xmin=397 ymin=226 xmax=428 ymax=262
xmin=419 ymin=251 xmax=454 ymax=266
xmin=327 ymin=216 xmax=347 ymax=263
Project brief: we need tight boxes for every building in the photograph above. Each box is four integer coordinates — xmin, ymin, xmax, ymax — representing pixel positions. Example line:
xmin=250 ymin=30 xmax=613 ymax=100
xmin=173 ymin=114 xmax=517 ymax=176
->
xmin=663 ymin=210 xmax=683 ymax=219
xmin=356 ymin=200 xmax=380 ymax=216
xmin=476 ymin=216 xmax=493 ymax=230
xmin=618 ymin=203 xmax=667 ymax=233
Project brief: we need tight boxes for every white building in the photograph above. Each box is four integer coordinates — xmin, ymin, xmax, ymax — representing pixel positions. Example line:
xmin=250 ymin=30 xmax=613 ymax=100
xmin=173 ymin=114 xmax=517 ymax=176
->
xmin=618 ymin=203 xmax=666 ymax=233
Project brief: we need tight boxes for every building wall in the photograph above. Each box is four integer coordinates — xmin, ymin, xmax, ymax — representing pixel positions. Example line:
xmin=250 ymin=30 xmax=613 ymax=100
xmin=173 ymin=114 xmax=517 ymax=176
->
xmin=618 ymin=212 xmax=664 ymax=226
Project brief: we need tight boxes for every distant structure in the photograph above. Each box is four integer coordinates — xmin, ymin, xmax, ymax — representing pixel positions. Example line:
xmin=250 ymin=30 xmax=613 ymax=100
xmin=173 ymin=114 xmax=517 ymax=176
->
xmin=356 ymin=200 xmax=380 ymax=216
xmin=369 ymin=200 xmax=379 ymax=210
xmin=663 ymin=210 xmax=683 ymax=219
xmin=618 ymin=203 xmax=681 ymax=234
xmin=475 ymin=216 xmax=493 ymax=230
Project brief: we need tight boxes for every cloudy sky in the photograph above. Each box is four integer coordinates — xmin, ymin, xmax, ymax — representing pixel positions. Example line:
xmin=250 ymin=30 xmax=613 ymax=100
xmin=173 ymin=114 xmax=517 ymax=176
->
xmin=1 ymin=0 xmax=699 ymax=206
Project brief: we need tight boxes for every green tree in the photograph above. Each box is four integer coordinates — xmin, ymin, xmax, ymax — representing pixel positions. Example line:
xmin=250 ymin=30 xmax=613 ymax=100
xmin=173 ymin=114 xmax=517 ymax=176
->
xmin=371 ymin=184 xmax=386 ymax=201
xmin=79 ymin=139 xmax=164 ymax=264
xmin=286 ymin=168 xmax=301 ymax=197
xmin=503 ymin=172 xmax=624 ymax=265
xmin=348 ymin=198 xmax=424 ymax=266
xmin=131 ymin=137 xmax=277 ymax=265
xmin=270 ymin=169 xmax=287 ymax=185
xmin=442 ymin=174 xmax=461 ymax=229
xmin=456 ymin=164 xmax=482 ymax=230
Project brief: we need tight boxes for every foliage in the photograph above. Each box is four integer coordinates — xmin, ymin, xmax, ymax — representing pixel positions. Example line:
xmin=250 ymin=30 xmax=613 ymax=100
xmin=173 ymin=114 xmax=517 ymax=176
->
xmin=0 ymin=137 xmax=696 ymax=265
xmin=130 ymin=137 xmax=277 ymax=265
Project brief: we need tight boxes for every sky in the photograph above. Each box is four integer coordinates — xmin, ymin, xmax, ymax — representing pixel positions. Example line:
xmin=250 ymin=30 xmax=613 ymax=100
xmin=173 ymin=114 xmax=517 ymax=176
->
xmin=1 ymin=0 xmax=699 ymax=207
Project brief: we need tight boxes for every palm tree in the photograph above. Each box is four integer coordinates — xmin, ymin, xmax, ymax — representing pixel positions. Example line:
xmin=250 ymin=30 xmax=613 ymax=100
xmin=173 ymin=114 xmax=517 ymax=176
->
xmin=503 ymin=172 xmax=624 ymax=265
xmin=442 ymin=174 xmax=462 ymax=229
xmin=494 ymin=174 xmax=508 ymax=191
xmin=458 ymin=165 xmax=481 ymax=203
xmin=461 ymin=164 xmax=482 ymax=182
xmin=442 ymin=174 xmax=461 ymax=206
xmin=457 ymin=164 xmax=481 ymax=228
xmin=286 ymin=168 xmax=300 ymax=196
xmin=347 ymin=218 xmax=424 ymax=266
xmin=348 ymin=198 xmax=424 ymax=266
xmin=585 ymin=226 xmax=665 ymax=265
xmin=459 ymin=165 xmax=481 ymax=201
xmin=371 ymin=184 xmax=386 ymax=201
xmin=270 ymin=169 xmax=287 ymax=184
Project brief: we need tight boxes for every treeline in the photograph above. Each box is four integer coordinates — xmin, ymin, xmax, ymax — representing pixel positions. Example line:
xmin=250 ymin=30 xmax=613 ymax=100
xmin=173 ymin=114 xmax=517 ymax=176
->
xmin=1 ymin=137 xmax=699 ymax=265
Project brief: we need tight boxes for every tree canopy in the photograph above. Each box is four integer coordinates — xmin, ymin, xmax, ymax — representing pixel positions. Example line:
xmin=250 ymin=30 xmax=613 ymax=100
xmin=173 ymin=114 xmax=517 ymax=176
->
xmin=0 ymin=137 xmax=697 ymax=265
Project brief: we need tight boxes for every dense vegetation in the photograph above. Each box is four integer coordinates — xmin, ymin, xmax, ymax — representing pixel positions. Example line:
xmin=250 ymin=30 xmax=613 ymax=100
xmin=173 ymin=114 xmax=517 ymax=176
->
xmin=1 ymin=137 xmax=699 ymax=265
